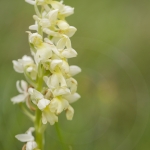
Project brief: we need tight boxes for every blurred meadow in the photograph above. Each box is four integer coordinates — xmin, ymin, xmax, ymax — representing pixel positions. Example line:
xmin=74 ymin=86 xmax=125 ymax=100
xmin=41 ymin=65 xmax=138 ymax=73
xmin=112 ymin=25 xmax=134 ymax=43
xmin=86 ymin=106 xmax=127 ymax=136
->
xmin=0 ymin=0 xmax=150 ymax=149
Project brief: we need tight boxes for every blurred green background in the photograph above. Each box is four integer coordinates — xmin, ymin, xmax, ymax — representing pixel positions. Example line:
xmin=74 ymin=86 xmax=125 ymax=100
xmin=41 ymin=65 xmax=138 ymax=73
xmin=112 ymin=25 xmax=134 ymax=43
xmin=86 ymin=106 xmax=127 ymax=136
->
xmin=0 ymin=0 xmax=150 ymax=149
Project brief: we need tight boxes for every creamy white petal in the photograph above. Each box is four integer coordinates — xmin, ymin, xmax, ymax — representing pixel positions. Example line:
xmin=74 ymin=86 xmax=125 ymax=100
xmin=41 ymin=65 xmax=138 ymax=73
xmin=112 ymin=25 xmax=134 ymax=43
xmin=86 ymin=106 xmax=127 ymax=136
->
xmin=43 ymin=28 xmax=60 ymax=37
xmin=44 ymin=74 xmax=59 ymax=89
xmin=42 ymin=110 xmax=58 ymax=125
xmin=61 ymin=60 xmax=70 ymax=74
xmin=69 ymin=65 xmax=81 ymax=76
xmin=22 ymin=55 xmax=34 ymax=63
xmin=62 ymin=6 xmax=74 ymax=17
xmin=61 ymin=48 xmax=77 ymax=58
xmin=11 ymin=94 xmax=27 ymax=104
xmin=51 ymin=1 xmax=63 ymax=11
xmin=48 ymin=9 xmax=58 ymax=23
xmin=44 ymin=38 xmax=53 ymax=45
xmin=25 ymin=0 xmax=36 ymax=5
xmin=15 ymin=55 xmax=34 ymax=70
xmin=35 ymin=44 xmax=52 ymax=63
xmin=16 ymin=81 xmax=24 ymax=93
xmin=57 ymin=37 xmax=66 ymax=50
xmin=40 ymin=18 xmax=50 ymax=28
xmin=65 ymin=26 xmax=77 ymax=37
xmin=28 ymin=88 xmax=43 ymax=104
xmin=44 ymin=38 xmax=61 ymax=56
xmin=15 ymin=134 xmax=34 ymax=142
xmin=50 ymin=59 xmax=62 ymax=71
xmin=66 ymin=78 xmax=77 ymax=94
xmin=37 ymin=99 xmax=50 ymax=110
xmin=53 ymin=87 xmax=70 ymax=97
xmin=43 ymin=4 xmax=51 ymax=12
xmin=50 ymin=97 xmax=69 ymax=114
xmin=66 ymin=105 xmax=74 ymax=120
xmin=42 ymin=113 xmax=48 ymax=124
xmin=65 ymin=36 xmax=72 ymax=49
xmin=29 ymin=24 xmax=38 ymax=30
xmin=37 ymin=0 xmax=52 ymax=5
xmin=21 ymin=80 xmax=28 ymax=92
xmin=26 ymin=66 xmax=33 ymax=72
xmin=12 ymin=60 xmax=23 ymax=73
xmin=29 ymin=33 xmax=43 ymax=46
xmin=63 ymin=93 xmax=81 ymax=103
xmin=57 ymin=72 xmax=67 ymax=87
xmin=57 ymin=20 xmax=69 ymax=30
xmin=26 ymin=127 xmax=35 ymax=134
xmin=26 ymin=141 xmax=37 ymax=150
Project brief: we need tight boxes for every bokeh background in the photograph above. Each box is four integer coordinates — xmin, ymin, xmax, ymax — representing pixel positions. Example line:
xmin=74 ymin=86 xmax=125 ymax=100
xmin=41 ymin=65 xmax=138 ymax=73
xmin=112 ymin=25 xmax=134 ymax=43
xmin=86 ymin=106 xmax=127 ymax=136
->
xmin=0 ymin=0 xmax=150 ymax=149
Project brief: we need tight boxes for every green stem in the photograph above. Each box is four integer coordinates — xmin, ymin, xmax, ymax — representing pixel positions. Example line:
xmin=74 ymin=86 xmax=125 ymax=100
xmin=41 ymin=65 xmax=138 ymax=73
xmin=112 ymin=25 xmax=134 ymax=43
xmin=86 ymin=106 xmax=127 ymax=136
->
xmin=55 ymin=122 xmax=66 ymax=150
xmin=35 ymin=109 xmax=44 ymax=150
xmin=35 ymin=63 xmax=45 ymax=149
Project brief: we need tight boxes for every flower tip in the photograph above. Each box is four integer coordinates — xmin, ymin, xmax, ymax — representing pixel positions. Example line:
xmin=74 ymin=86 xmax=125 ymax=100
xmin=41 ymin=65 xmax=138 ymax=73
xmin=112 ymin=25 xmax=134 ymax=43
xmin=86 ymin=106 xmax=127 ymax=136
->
xmin=26 ymin=31 xmax=31 ymax=35
xmin=28 ymin=87 xmax=33 ymax=94
xmin=25 ymin=0 xmax=36 ymax=5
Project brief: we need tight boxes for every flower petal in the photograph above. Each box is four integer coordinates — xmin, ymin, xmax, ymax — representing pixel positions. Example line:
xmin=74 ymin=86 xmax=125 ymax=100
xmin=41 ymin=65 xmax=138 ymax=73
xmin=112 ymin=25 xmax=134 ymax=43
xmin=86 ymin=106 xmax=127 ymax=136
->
xmin=21 ymin=80 xmax=28 ymax=92
xmin=15 ymin=134 xmax=34 ymax=142
xmin=66 ymin=78 xmax=77 ymax=94
xmin=65 ymin=26 xmax=77 ymax=37
xmin=11 ymin=94 xmax=27 ymax=104
xmin=29 ymin=33 xmax=43 ymax=46
xmin=25 ymin=0 xmax=36 ymax=5
xmin=57 ymin=37 xmax=66 ymax=50
xmin=12 ymin=60 xmax=23 ymax=73
xmin=43 ymin=110 xmax=58 ymax=125
xmin=43 ymin=28 xmax=60 ymax=37
xmin=28 ymin=88 xmax=43 ymax=104
xmin=51 ymin=1 xmax=63 ymax=11
xmin=50 ymin=59 xmax=62 ymax=71
xmin=61 ymin=48 xmax=77 ymax=58
xmin=62 ymin=6 xmax=74 ymax=17
xmin=66 ymin=105 xmax=74 ymax=120
xmin=35 ymin=44 xmax=52 ymax=63
xmin=29 ymin=24 xmax=38 ymax=31
xmin=16 ymin=81 xmax=24 ymax=93
xmin=63 ymin=93 xmax=81 ymax=103
xmin=57 ymin=20 xmax=69 ymax=30
xmin=69 ymin=65 xmax=81 ymax=76
xmin=53 ymin=87 xmax=70 ymax=97
xmin=48 ymin=9 xmax=58 ymax=23
xmin=37 ymin=99 xmax=50 ymax=110
xmin=40 ymin=18 xmax=50 ymax=28
xmin=26 ymin=141 xmax=37 ymax=150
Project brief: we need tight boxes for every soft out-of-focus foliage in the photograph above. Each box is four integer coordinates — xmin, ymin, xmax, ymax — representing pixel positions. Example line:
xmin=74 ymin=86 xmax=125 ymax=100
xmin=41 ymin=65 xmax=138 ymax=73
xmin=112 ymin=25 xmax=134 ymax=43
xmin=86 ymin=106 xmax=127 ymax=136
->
xmin=0 ymin=0 xmax=150 ymax=150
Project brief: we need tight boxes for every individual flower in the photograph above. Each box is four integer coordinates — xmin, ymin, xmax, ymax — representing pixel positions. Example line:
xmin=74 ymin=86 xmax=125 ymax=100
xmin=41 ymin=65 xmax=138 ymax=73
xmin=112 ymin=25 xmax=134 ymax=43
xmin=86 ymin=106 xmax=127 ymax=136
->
xmin=56 ymin=35 xmax=77 ymax=58
xmin=51 ymin=1 xmax=74 ymax=18
xmin=37 ymin=99 xmax=58 ymax=125
xmin=49 ymin=92 xmax=80 ymax=119
xmin=12 ymin=55 xmax=34 ymax=73
xmin=49 ymin=96 xmax=69 ymax=114
xmin=11 ymin=80 xmax=29 ymax=104
xmin=28 ymin=32 xmax=53 ymax=63
xmin=15 ymin=127 xmax=37 ymax=150
xmin=28 ymin=88 xmax=44 ymax=104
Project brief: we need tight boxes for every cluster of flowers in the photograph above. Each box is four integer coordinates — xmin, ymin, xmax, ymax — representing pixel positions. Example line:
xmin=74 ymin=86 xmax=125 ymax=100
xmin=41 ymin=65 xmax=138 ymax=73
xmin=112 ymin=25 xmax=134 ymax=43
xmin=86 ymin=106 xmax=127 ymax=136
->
xmin=11 ymin=0 xmax=81 ymax=149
